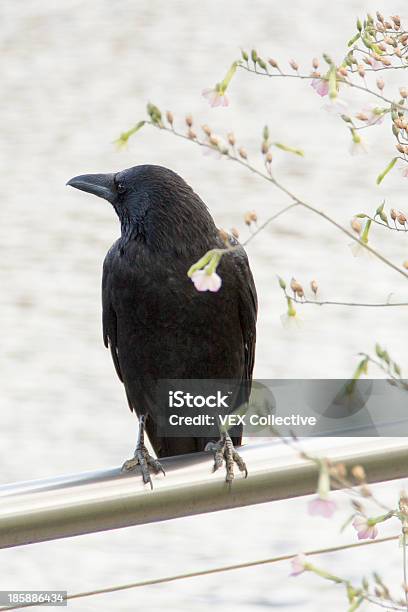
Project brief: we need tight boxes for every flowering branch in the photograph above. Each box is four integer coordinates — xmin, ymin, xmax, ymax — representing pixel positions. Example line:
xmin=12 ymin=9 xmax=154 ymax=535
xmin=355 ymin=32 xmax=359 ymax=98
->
xmin=277 ymin=276 xmax=408 ymax=309
xmin=118 ymin=112 xmax=408 ymax=284
xmin=356 ymin=344 xmax=407 ymax=389
xmin=229 ymin=13 xmax=408 ymax=184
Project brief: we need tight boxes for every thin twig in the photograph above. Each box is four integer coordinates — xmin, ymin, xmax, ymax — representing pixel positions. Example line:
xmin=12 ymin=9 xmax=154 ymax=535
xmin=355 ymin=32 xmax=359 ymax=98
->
xmin=238 ymin=64 xmax=408 ymax=112
xmin=145 ymin=122 xmax=408 ymax=281
xmin=361 ymin=215 xmax=408 ymax=232
xmin=286 ymin=293 xmax=408 ymax=308
xmin=0 ymin=536 xmax=398 ymax=610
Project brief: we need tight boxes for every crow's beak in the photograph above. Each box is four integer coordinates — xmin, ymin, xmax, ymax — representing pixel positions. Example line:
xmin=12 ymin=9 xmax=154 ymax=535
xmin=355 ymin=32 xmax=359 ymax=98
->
xmin=67 ymin=173 xmax=116 ymax=203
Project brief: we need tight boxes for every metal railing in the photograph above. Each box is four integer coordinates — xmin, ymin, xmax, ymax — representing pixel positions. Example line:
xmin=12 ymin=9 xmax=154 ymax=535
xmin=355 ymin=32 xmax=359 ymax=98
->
xmin=0 ymin=438 xmax=407 ymax=549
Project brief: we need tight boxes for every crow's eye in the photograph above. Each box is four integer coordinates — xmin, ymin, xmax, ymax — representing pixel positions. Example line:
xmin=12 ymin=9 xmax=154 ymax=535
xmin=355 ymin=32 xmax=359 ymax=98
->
xmin=116 ymin=182 xmax=126 ymax=194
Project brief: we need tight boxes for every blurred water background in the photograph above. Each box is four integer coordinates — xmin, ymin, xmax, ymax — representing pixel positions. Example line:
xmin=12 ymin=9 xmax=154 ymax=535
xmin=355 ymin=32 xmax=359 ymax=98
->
xmin=1 ymin=1 xmax=408 ymax=609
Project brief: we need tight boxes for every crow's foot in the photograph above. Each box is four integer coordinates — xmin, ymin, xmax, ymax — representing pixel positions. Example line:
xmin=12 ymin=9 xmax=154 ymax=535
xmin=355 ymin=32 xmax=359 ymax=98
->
xmin=205 ymin=433 xmax=248 ymax=483
xmin=121 ymin=445 xmax=165 ymax=489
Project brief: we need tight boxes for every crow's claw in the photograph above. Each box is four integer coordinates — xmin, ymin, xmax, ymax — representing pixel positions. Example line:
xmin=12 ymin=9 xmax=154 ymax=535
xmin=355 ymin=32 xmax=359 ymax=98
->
xmin=205 ymin=434 xmax=248 ymax=483
xmin=121 ymin=445 xmax=165 ymax=489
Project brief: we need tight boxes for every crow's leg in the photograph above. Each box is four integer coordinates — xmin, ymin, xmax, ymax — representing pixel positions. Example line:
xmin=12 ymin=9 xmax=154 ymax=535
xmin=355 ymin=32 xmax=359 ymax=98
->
xmin=121 ymin=415 xmax=165 ymax=488
xmin=205 ymin=432 xmax=248 ymax=483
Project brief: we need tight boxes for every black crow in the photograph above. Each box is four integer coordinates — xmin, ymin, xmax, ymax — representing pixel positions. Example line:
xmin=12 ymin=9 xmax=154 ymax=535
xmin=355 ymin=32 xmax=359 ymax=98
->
xmin=67 ymin=165 xmax=257 ymax=486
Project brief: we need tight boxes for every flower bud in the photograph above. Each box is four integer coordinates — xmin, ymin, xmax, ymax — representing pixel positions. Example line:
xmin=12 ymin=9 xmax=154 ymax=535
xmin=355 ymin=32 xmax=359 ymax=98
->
xmin=380 ymin=56 xmax=391 ymax=66
xmin=376 ymin=77 xmax=385 ymax=91
xmin=263 ymin=125 xmax=269 ymax=141
xmin=202 ymin=124 xmax=212 ymax=136
xmin=266 ymin=151 xmax=273 ymax=164
xmin=357 ymin=65 xmax=365 ymax=78
xmin=351 ymin=465 xmax=366 ymax=482
xmin=231 ymin=227 xmax=239 ymax=239
xmin=166 ymin=110 xmax=174 ymax=125
xmin=392 ymin=15 xmax=401 ymax=28
xmin=397 ymin=212 xmax=407 ymax=226
xmin=257 ymin=58 xmax=267 ymax=70
xmin=209 ymin=135 xmax=219 ymax=147
xmin=188 ymin=128 xmax=197 ymax=140
xmin=376 ymin=11 xmax=384 ymax=22
xmin=351 ymin=218 xmax=362 ymax=234
xmin=251 ymin=49 xmax=258 ymax=63
xmin=356 ymin=112 xmax=369 ymax=121
xmin=289 ymin=59 xmax=299 ymax=71
xmin=399 ymin=491 xmax=408 ymax=515
xmin=249 ymin=211 xmax=257 ymax=223
xmin=218 ymin=228 xmax=229 ymax=243
xmin=290 ymin=277 xmax=304 ymax=297
xmin=244 ymin=212 xmax=252 ymax=226
xmin=227 ymin=132 xmax=236 ymax=146
xmin=310 ymin=279 xmax=318 ymax=295
xmin=403 ymin=260 xmax=408 ymax=270
xmin=332 ymin=462 xmax=346 ymax=478
xmin=400 ymin=88 xmax=408 ymax=99
xmin=396 ymin=144 xmax=405 ymax=154
xmin=261 ymin=141 xmax=269 ymax=155
xmin=312 ymin=57 xmax=319 ymax=69
xmin=268 ymin=57 xmax=278 ymax=68
xmin=391 ymin=208 xmax=398 ymax=220
xmin=185 ymin=114 xmax=193 ymax=127
xmin=238 ymin=147 xmax=248 ymax=160
xmin=338 ymin=67 xmax=348 ymax=77
xmin=241 ymin=49 xmax=249 ymax=62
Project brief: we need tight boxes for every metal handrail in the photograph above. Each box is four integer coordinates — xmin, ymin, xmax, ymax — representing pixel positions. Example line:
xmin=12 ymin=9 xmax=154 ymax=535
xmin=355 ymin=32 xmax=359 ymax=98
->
xmin=0 ymin=439 xmax=407 ymax=549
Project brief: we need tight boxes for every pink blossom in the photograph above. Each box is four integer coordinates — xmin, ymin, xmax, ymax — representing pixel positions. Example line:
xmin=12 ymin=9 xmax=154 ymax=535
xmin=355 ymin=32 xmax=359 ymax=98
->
xmin=290 ymin=554 xmax=308 ymax=576
xmin=352 ymin=515 xmax=378 ymax=540
xmin=359 ymin=106 xmax=385 ymax=126
xmin=308 ymin=496 xmax=337 ymax=518
xmin=191 ymin=268 xmax=222 ymax=292
xmin=366 ymin=57 xmax=383 ymax=70
xmin=202 ymin=88 xmax=229 ymax=108
xmin=311 ymin=78 xmax=329 ymax=97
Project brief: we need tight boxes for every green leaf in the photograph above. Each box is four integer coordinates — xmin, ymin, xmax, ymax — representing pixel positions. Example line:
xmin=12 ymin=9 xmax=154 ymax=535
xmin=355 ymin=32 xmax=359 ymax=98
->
xmin=328 ymin=64 xmax=337 ymax=99
xmin=393 ymin=361 xmax=402 ymax=376
xmin=115 ymin=120 xmax=146 ymax=147
xmin=376 ymin=157 xmax=397 ymax=185
xmin=348 ymin=32 xmax=361 ymax=47
xmin=274 ymin=142 xmax=304 ymax=156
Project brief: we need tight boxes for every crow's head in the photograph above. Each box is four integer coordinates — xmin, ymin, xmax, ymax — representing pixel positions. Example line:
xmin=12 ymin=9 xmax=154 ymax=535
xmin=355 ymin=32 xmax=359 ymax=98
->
xmin=67 ymin=164 xmax=218 ymax=253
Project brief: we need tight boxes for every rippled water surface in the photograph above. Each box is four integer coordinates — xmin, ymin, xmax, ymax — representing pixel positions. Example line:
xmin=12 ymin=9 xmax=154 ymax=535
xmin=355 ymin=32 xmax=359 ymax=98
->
xmin=1 ymin=1 xmax=407 ymax=610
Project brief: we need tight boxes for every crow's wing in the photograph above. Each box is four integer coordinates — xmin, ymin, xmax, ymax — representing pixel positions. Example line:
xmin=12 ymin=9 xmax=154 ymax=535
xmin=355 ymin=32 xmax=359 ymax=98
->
xmin=232 ymin=246 xmax=258 ymax=402
xmin=102 ymin=243 xmax=123 ymax=383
